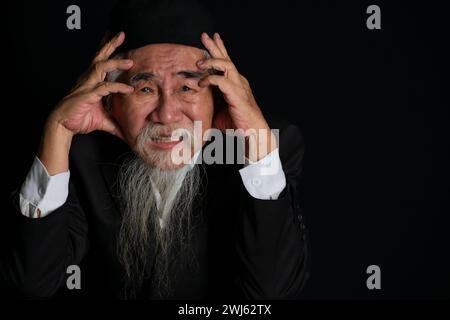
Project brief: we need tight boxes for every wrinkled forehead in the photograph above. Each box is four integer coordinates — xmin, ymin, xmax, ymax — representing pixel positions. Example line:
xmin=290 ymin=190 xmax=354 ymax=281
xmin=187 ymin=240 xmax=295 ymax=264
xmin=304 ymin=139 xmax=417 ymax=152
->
xmin=127 ymin=43 xmax=205 ymax=77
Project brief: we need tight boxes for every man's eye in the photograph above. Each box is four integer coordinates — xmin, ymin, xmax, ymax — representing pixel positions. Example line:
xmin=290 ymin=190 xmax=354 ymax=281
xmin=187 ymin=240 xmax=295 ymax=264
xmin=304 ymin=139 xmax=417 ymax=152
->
xmin=140 ymin=87 xmax=153 ymax=94
xmin=181 ymin=85 xmax=192 ymax=92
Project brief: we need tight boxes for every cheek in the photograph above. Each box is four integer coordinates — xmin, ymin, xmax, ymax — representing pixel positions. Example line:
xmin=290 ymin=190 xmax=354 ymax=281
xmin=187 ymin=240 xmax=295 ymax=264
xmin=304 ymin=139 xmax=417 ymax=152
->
xmin=111 ymin=95 xmax=151 ymax=144
xmin=184 ymin=92 xmax=214 ymax=129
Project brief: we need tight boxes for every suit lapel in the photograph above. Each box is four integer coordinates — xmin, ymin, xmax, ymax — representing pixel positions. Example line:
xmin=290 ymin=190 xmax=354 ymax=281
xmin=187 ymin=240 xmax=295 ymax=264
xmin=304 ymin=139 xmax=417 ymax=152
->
xmin=98 ymin=162 xmax=122 ymax=213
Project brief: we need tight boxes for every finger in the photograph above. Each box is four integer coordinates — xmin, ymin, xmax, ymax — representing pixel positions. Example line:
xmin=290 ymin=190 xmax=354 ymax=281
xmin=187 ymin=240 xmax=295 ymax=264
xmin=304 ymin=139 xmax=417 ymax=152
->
xmin=93 ymin=31 xmax=125 ymax=63
xmin=90 ymin=82 xmax=134 ymax=99
xmin=85 ymin=59 xmax=134 ymax=86
xmin=197 ymin=58 xmax=240 ymax=82
xmin=213 ymin=33 xmax=230 ymax=58
xmin=98 ymin=58 xmax=133 ymax=74
xmin=100 ymin=32 xmax=125 ymax=60
xmin=201 ymin=32 xmax=224 ymax=58
xmin=198 ymin=75 xmax=236 ymax=95
xmin=100 ymin=111 xmax=125 ymax=140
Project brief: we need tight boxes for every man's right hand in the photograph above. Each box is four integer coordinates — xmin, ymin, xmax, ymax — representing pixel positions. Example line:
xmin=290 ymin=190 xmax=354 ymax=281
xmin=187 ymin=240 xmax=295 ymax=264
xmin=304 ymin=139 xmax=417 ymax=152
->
xmin=50 ymin=31 xmax=134 ymax=137
xmin=38 ymin=31 xmax=134 ymax=175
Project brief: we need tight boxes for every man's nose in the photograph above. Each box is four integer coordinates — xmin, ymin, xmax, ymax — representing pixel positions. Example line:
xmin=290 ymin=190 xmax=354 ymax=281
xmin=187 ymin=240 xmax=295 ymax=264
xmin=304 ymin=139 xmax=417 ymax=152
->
xmin=147 ymin=91 xmax=183 ymax=125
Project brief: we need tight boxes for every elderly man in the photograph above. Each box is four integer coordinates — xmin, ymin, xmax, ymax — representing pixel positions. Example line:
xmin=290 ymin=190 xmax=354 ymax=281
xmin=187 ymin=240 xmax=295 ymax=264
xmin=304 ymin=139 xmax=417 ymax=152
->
xmin=2 ymin=0 xmax=308 ymax=299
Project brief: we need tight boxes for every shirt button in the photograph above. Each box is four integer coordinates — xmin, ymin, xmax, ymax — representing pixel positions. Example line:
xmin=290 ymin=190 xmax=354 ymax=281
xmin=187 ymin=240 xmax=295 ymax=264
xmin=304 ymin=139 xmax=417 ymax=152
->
xmin=252 ymin=178 xmax=261 ymax=187
xmin=38 ymin=187 xmax=45 ymax=196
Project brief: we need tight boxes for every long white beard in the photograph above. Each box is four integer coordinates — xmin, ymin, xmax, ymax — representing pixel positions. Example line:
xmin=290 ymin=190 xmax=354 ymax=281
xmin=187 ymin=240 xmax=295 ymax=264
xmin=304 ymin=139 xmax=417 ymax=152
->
xmin=117 ymin=153 xmax=201 ymax=298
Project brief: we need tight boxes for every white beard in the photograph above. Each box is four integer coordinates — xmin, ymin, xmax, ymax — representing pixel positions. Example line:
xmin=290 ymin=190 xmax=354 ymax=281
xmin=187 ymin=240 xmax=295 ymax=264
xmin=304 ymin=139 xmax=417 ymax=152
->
xmin=135 ymin=122 xmax=195 ymax=170
xmin=116 ymin=151 xmax=201 ymax=298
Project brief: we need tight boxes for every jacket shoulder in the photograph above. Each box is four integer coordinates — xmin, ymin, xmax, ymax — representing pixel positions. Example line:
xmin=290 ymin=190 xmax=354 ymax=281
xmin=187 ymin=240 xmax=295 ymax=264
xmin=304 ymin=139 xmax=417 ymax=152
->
xmin=278 ymin=124 xmax=305 ymax=179
xmin=69 ymin=132 xmax=131 ymax=166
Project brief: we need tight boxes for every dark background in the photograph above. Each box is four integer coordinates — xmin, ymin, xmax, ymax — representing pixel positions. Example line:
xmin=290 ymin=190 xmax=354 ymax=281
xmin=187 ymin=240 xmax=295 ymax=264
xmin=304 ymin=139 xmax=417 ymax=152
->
xmin=1 ymin=0 xmax=448 ymax=299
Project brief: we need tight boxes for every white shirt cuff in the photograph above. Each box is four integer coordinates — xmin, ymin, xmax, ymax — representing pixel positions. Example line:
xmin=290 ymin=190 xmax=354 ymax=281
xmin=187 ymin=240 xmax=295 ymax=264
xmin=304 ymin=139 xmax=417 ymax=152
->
xmin=19 ymin=156 xmax=70 ymax=218
xmin=239 ymin=148 xmax=286 ymax=200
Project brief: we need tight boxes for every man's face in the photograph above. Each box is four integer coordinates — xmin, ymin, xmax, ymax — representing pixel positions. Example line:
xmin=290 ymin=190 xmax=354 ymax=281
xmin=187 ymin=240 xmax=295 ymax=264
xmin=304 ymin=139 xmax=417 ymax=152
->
xmin=111 ymin=43 xmax=214 ymax=169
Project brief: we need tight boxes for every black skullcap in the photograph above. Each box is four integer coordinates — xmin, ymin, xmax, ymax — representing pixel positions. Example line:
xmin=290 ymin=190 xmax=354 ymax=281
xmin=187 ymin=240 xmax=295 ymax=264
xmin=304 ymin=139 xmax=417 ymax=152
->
xmin=108 ymin=0 xmax=215 ymax=52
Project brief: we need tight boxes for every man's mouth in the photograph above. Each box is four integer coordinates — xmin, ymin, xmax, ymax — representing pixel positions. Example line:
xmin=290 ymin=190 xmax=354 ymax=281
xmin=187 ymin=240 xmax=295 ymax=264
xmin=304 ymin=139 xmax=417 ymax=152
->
xmin=148 ymin=135 xmax=184 ymax=150
xmin=150 ymin=135 xmax=184 ymax=143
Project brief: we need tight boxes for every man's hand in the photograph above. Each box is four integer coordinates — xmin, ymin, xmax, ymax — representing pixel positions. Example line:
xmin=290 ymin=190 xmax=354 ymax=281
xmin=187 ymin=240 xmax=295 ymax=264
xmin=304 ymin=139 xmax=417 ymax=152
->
xmin=50 ymin=31 xmax=134 ymax=138
xmin=197 ymin=32 xmax=276 ymax=161
xmin=38 ymin=32 xmax=134 ymax=175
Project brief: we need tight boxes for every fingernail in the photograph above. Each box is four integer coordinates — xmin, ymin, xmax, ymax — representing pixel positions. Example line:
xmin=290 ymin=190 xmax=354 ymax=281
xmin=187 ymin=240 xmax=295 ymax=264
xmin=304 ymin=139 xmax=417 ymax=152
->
xmin=125 ymin=59 xmax=133 ymax=64
xmin=197 ymin=60 xmax=204 ymax=66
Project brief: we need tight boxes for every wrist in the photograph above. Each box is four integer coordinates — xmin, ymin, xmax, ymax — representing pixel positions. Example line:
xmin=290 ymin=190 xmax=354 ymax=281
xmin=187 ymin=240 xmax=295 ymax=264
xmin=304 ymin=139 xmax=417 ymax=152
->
xmin=244 ymin=126 xmax=277 ymax=162
xmin=38 ymin=116 xmax=74 ymax=175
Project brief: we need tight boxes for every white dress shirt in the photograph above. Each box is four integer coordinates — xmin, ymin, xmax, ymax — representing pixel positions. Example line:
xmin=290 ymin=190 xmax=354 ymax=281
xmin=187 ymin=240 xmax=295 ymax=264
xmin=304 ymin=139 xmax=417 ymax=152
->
xmin=19 ymin=148 xmax=286 ymax=218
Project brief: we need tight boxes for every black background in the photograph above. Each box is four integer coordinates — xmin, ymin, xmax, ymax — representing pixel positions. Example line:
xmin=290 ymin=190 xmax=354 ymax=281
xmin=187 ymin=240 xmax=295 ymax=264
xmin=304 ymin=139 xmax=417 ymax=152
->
xmin=1 ymin=0 xmax=448 ymax=299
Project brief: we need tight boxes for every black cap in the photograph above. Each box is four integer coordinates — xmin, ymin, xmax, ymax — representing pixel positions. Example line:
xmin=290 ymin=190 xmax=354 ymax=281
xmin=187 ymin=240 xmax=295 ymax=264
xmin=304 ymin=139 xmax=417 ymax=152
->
xmin=108 ymin=0 xmax=215 ymax=52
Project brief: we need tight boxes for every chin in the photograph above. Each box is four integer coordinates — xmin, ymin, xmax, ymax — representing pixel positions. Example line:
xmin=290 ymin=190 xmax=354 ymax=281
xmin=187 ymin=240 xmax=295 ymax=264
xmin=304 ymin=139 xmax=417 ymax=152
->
xmin=133 ymin=134 xmax=197 ymax=170
xmin=138 ymin=148 xmax=185 ymax=171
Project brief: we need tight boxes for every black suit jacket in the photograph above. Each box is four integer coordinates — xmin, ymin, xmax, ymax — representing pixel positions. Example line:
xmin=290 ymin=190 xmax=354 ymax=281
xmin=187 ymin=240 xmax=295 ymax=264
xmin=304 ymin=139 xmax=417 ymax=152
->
xmin=2 ymin=125 xmax=308 ymax=299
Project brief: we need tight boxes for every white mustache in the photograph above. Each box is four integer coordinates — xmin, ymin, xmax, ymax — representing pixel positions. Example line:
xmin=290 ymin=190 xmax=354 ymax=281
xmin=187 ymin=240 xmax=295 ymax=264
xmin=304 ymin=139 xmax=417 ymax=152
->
xmin=141 ymin=124 xmax=193 ymax=142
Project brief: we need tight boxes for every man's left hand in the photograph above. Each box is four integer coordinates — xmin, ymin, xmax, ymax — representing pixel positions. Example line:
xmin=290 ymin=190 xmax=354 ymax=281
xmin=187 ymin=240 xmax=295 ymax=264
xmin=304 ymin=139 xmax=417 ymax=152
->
xmin=197 ymin=32 xmax=276 ymax=161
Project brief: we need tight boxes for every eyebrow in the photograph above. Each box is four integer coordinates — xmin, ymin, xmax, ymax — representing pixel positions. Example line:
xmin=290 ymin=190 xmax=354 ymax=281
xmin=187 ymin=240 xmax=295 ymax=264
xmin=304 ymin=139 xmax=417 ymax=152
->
xmin=176 ymin=70 xmax=208 ymax=79
xmin=128 ymin=69 xmax=222 ymax=86
xmin=128 ymin=72 xmax=156 ymax=86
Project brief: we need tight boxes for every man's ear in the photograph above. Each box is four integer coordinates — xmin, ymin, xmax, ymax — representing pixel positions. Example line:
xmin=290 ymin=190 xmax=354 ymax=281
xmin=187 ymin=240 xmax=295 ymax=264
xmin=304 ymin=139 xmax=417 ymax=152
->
xmin=104 ymin=92 xmax=122 ymax=114
xmin=102 ymin=94 xmax=113 ymax=112
xmin=211 ymin=87 xmax=234 ymax=132
xmin=211 ymin=86 xmax=226 ymax=118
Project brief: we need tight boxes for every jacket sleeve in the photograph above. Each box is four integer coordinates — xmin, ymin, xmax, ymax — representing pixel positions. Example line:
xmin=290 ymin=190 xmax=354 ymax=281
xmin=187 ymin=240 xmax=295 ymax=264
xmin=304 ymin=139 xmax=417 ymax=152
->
xmin=1 ymin=180 xmax=89 ymax=299
xmin=233 ymin=125 xmax=309 ymax=299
